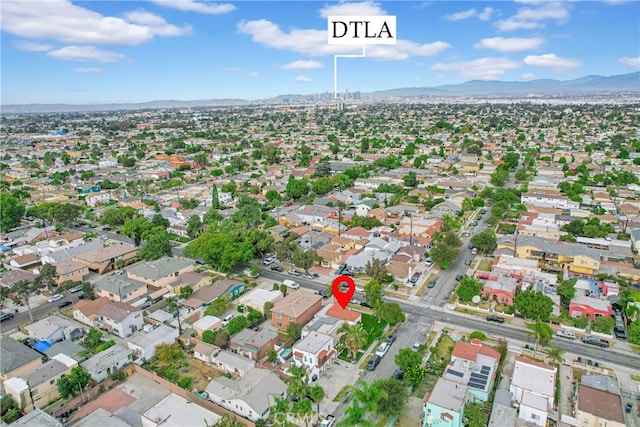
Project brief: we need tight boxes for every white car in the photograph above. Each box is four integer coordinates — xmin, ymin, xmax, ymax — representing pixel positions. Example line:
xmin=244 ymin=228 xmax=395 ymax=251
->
xmin=48 ymin=294 xmax=63 ymax=303
xmin=375 ymin=342 xmax=390 ymax=357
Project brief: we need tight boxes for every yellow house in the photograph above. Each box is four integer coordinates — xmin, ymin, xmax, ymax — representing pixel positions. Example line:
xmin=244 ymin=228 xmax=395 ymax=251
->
xmin=166 ymin=271 xmax=212 ymax=294
xmin=512 ymin=235 xmax=600 ymax=275
xmin=317 ymin=244 xmax=343 ymax=269
xmin=331 ymin=236 xmax=355 ymax=251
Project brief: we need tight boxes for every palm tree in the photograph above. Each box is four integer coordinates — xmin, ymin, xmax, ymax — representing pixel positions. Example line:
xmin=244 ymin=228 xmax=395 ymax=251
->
xmin=337 ymin=323 xmax=367 ymax=362
xmin=292 ymin=398 xmax=313 ymax=427
xmin=527 ymin=319 xmax=553 ymax=358
xmin=338 ymin=403 xmax=370 ymax=427
xmin=308 ymin=385 xmax=325 ymax=420
xmin=546 ymin=344 xmax=565 ymax=365
xmin=350 ymin=381 xmax=387 ymax=417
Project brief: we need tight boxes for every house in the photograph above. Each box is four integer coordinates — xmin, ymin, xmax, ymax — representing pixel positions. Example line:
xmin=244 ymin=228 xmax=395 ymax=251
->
xmin=9 ymin=253 xmax=39 ymax=269
xmin=521 ymin=191 xmax=580 ymax=210
xmin=229 ymin=328 xmax=279 ymax=361
xmin=94 ymin=301 xmax=144 ymax=338
xmin=73 ymin=296 xmax=110 ymax=326
xmin=73 ymin=243 xmax=137 ymax=274
xmin=508 ymin=235 xmax=601 ymax=275
xmin=422 ymin=378 xmax=468 ymax=427
xmin=142 ymin=393 xmax=221 ymax=427
xmin=126 ymin=256 xmax=194 ymax=290
xmin=0 ymin=269 xmax=37 ymax=288
xmin=292 ymin=331 xmax=336 ymax=379
xmin=43 ymin=340 xmax=85 ymax=362
xmin=271 ymin=289 xmax=323 ymax=330
xmin=211 ymin=350 xmax=256 ymax=376
xmin=236 ymin=288 xmax=283 ymax=314
xmin=443 ymin=339 xmax=501 ymax=402
xmin=509 ymin=356 xmax=556 ymax=427
xmin=316 ymin=244 xmax=344 ymax=269
xmin=93 ymin=273 xmax=147 ymax=303
xmin=569 ymin=279 xmax=613 ymax=320
xmin=193 ymin=341 xmax=218 ymax=364
xmin=184 ymin=279 xmax=245 ymax=310
xmin=52 ymin=259 xmax=89 ymax=284
xmin=80 ymin=344 xmax=133 ymax=382
xmin=488 ymin=390 xmax=517 ymax=427
xmin=574 ymin=377 xmax=625 ymax=427
xmin=3 ymin=354 xmax=77 ymax=412
xmin=165 ymin=271 xmax=211 ymax=294
xmin=127 ymin=324 xmax=179 ymax=363
xmin=0 ymin=336 xmax=43 ymax=381
xmin=192 ymin=315 xmax=222 ymax=338
xmin=8 ymin=408 xmax=62 ymax=427
xmin=206 ymin=368 xmax=287 ymax=422
xmin=482 ymin=276 xmax=518 ymax=305
xmin=325 ymin=303 xmax=361 ymax=324
xmin=24 ymin=315 xmax=84 ymax=343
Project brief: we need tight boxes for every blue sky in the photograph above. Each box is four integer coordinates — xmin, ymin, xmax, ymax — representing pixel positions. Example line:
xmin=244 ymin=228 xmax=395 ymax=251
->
xmin=1 ymin=0 xmax=639 ymax=104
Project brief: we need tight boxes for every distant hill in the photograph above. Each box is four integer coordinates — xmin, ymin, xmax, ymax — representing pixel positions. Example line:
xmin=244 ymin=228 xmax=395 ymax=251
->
xmin=3 ymin=72 xmax=638 ymax=113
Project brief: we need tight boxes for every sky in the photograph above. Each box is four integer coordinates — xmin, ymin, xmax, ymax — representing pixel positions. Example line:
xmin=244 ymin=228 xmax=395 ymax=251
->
xmin=1 ymin=0 xmax=639 ymax=104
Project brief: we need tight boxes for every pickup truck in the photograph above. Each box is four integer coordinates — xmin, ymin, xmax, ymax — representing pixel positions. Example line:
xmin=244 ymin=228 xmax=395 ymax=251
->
xmin=581 ymin=335 xmax=610 ymax=348
xmin=319 ymin=415 xmax=335 ymax=427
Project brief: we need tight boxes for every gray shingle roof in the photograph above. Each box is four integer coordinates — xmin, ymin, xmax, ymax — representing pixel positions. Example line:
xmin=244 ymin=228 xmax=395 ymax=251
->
xmin=0 ymin=336 xmax=42 ymax=375
xmin=127 ymin=256 xmax=193 ymax=280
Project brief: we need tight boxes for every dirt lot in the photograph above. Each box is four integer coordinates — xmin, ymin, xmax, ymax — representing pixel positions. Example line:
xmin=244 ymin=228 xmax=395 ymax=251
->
xmin=178 ymin=357 xmax=224 ymax=391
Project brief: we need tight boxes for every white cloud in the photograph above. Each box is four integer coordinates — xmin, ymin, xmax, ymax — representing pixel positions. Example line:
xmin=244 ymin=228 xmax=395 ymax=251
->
xmin=14 ymin=41 xmax=53 ymax=52
xmin=445 ymin=8 xmax=477 ymax=21
xmin=295 ymin=76 xmax=313 ymax=82
xmin=474 ymin=37 xmax=544 ymax=53
xmin=281 ymin=60 xmax=324 ymax=70
xmin=431 ymin=57 xmax=521 ymax=80
xmin=495 ymin=19 xmax=543 ymax=31
xmin=150 ymin=0 xmax=235 ymax=15
xmin=523 ymin=53 xmax=581 ymax=71
xmin=73 ymin=67 xmax=103 ymax=73
xmin=521 ymin=73 xmax=536 ymax=79
xmin=478 ymin=7 xmax=494 ymax=21
xmin=237 ymin=19 xmax=450 ymax=60
xmin=0 ymin=0 xmax=191 ymax=45
xmin=319 ymin=1 xmax=386 ymax=18
xmin=248 ymin=71 xmax=260 ymax=78
xmin=496 ymin=2 xmax=571 ymax=32
xmin=122 ymin=11 xmax=192 ymax=36
xmin=46 ymin=46 xmax=127 ymax=63
xmin=619 ymin=57 xmax=640 ymax=68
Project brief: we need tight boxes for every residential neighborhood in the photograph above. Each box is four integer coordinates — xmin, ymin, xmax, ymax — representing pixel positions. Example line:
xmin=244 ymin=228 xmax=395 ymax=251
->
xmin=1 ymin=99 xmax=640 ymax=427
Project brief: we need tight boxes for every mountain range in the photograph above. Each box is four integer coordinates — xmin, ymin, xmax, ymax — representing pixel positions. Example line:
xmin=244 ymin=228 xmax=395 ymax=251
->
xmin=3 ymin=72 xmax=638 ymax=114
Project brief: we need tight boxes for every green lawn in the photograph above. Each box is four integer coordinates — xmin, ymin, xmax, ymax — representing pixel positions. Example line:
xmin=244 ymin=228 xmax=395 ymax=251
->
xmin=627 ymin=289 xmax=640 ymax=302
xmin=477 ymin=261 xmax=492 ymax=271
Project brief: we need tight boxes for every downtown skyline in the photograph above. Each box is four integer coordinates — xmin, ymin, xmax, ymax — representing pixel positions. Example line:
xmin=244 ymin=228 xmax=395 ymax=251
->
xmin=1 ymin=0 xmax=639 ymax=104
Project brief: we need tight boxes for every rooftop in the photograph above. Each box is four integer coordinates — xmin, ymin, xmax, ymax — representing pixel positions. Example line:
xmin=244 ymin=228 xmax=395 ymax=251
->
xmin=425 ymin=378 xmax=468 ymax=412
xmin=127 ymin=256 xmax=193 ymax=280
xmin=294 ymin=331 xmax=333 ymax=355
xmin=0 ymin=336 xmax=42 ymax=376
xmin=577 ymin=384 xmax=625 ymax=424
xmin=142 ymin=393 xmax=221 ymax=427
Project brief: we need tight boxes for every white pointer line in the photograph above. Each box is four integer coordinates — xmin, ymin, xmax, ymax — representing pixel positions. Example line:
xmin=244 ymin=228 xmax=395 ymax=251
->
xmin=334 ymin=45 xmax=366 ymax=99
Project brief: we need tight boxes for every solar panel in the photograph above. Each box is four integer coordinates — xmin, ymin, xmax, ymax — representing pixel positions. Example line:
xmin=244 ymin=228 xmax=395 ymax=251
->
xmin=480 ymin=366 xmax=491 ymax=375
xmin=468 ymin=380 xmax=486 ymax=390
xmin=470 ymin=373 xmax=489 ymax=382
xmin=446 ymin=369 xmax=464 ymax=378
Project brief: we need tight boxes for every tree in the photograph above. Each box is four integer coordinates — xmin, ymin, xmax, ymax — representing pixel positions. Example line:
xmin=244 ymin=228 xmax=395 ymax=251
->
xmin=373 ymin=378 xmax=408 ymax=417
xmin=470 ymin=230 xmax=497 ymax=254
xmin=286 ymin=176 xmax=309 ymax=200
xmin=286 ymin=322 xmax=303 ymax=342
xmin=122 ymin=216 xmax=152 ymax=246
xmin=293 ymin=249 xmax=320 ymax=274
xmin=456 ymin=277 xmax=483 ymax=302
xmin=349 ymin=381 xmax=386 ymax=420
xmin=57 ymin=366 xmax=91 ymax=399
xmin=443 ymin=232 xmax=461 ymax=248
xmin=628 ymin=318 xmax=640 ymax=345
xmin=308 ymin=384 xmax=325 ymax=417
xmin=84 ymin=327 xmax=103 ymax=349
xmin=82 ymin=281 xmax=95 ymax=300
xmin=186 ymin=215 xmax=203 ymax=240
xmin=185 ymin=230 xmax=254 ymax=272
xmin=265 ymin=189 xmax=281 ymax=203
xmin=394 ymin=348 xmax=422 ymax=372
xmin=202 ymin=330 xmax=216 ymax=344
xmin=11 ymin=279 xmax=44 ymax=322
xmin=204 ymin=296 xmax=232 ymax=317
xmin=364 ymin=259 xmax=388 ymax=282
xmin=377 ymin=302 xmax=406 ymax=326
xmin=527 ymin=319 xmax=553 ymax=356
xmin=0 ymin=193 xmax=25 ymax=231
xmin=179 ymin=286 xmax=194 ymax=299
xmin=337 ymin=323 xmax=367 ymax=361
xmin=0 ymin=395 xmax=21 ymax=424
xmin=556 ymin=278 xmax=577 ymax=306
xmin=214 ymin=330 xmax=230 ymax=348
xmin=156 ymin=342 xmax=185 ymax=364
xmin=464 ymin=402 xmax=489 ymax=427
xmin=514 ymin=289 xmax=554 ymax=321
xmin=546 ymin=344 xmax=565 ymax=365
xmin=267 ymin=348 xmax=278 ymax=362
xmin=292 ymin=398 xmax=313 ymax=427
xmin=139 ymin=232 xmax=172 ymax=260
xmin=430 ymin=241 xmax=459 ymax=267
xmin=38 ymin=263 xmax=58 ymax=292
xmin=364 ymin=279 xmax=383 ymax=311
xmin=151 ymin=213 xmax=170 ymax=230
xmin=100 ymin=206 xmax=137 ymax=226
xmin=211 ymin=185 xmax=220 ymax=209
xmin=403 ymin=171 xmax=418 ymax=187
xmin=226 ymin=316 xmax=249 ymax=336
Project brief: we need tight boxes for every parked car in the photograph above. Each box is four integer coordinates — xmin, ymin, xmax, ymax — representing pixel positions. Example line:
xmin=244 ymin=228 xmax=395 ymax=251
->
xmin=410 ymin=272 xmax=421 ymax=283
xmin=486 ymin=314 xmax=505 ymax=323
xmin=391 ymin=369 xmax=405 ymax=382
xmin=0 ymin=312 xmax=14 ymax=322
xmin=375 ymin=342 xmax=390 ymax=358
xmin=263 ymin=257 xmax=276 ymax=266
xmin=288 ymin=270 xmax=301 ymax=277
xmin=465 ymin=259 xmax=472 ymax=266
xmin=385 ymin=335 xmax=396 ymax=346
xmin=48 ymin=294 xmax=63 ymax=303
xmin=360 ymin=300 xmax=373 ymax=308
xmin=270 ymin=265 xmax=284 ymax=272
xmin=315 ymin=290 xmax=329 ymax=298
xmin=222 ymin=314 xmax=235 ymax=327
xmin=555 ymin=330 xmax=576 ymax=340
xmin=366 ymin=355 xmax=381 ymax=371
xmin=412 ymin=342 xmax=422 ymax=352
xmin=614 ymin=327 xmax=627 ymax=340
xmin=455 ymin=274 xmax=466 ymax=281
xmin=428 ymin=280 xmax=436 ymax=288
xmin=581 ymin=335 xmax=610 ymax=348
xmin=58 ymin=300 xmax=72 ymax=308
xmin=70 ymin=285 xmax=83 ymax=293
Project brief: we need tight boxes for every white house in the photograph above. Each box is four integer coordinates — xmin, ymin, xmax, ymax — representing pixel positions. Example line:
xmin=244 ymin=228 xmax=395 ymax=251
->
xmin=509 ymin=356 xmax=556 ymax=427
xmin=127 ymin=325 xmax=179 ymax=363
xmin=80 ymin=344 xmax=133 ymax=382
xmin=520 ymin=192 xmax=580 ymax=210
xmin=94 ymin=301 xmax=144 ymax=338
xmin=206 ymin=368 xmax=287 ymax=422
xmin=292 ymin=331 xmax=335 ymax=380
xmin=193 ymin=341 xmax=219 ymax=364
xmin=211 ymin=350 xmax=255 ymax=377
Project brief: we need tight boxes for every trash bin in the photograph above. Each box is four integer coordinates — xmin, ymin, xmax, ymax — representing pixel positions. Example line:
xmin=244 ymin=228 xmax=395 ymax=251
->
xmin=587 ymin=360 xmax=593 ymax=366
xmin=594 ymin=361 xmax=599 ymax=367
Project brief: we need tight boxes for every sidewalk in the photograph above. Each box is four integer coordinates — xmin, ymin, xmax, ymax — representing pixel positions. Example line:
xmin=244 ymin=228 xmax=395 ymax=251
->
xmin=2 ymin=294 xmax=49 ymax=313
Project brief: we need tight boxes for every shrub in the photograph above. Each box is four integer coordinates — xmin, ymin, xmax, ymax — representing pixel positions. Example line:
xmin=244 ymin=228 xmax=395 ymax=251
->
xmin=469 ymin=331 xmax=486 ymax=341
xmin=178 ymin=376 xmax=192 ymax=389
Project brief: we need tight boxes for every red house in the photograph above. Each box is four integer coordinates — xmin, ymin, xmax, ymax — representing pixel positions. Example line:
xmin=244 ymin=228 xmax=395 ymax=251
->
xmin=482 ymin=277 xmax=518 ymax=305
xmin=569 ymin=293 xmax=612 ymax=321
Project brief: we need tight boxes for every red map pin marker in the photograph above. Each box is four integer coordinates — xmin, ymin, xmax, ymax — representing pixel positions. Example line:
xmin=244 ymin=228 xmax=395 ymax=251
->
xmin=332 ymin=275 xmax=355 ymax=309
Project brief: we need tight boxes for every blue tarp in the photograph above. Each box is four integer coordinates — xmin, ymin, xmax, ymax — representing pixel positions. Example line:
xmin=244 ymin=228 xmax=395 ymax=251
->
xmin=34 ymin=340 xmax=52 ymax=353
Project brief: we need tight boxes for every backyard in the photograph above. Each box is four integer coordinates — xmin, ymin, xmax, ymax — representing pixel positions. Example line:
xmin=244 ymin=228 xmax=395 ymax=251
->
xmin=337 ymin=313 xmax=387 ymax=363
